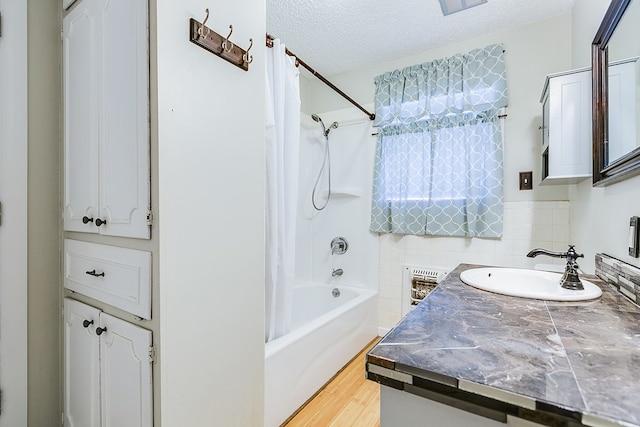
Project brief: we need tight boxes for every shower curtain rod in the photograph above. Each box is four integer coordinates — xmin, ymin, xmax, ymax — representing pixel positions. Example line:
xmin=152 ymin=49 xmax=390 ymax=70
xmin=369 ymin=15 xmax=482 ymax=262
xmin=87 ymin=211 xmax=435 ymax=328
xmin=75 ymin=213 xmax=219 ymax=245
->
xmin=266 ymin=34 xmax=376 ymax=121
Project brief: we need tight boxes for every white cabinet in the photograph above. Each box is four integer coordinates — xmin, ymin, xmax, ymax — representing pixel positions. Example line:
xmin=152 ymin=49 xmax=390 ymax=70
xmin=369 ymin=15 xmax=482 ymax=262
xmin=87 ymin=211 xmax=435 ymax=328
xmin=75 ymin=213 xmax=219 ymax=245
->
xmin=539 ymin=68 xmax=592 ymax=184
xmin=64 ymin=298 xmax=153 ymax=427
xmin=539 ymin=60 xmax=637 ymax=184
xmin=63 ymin=0 xmax=150 ymax=239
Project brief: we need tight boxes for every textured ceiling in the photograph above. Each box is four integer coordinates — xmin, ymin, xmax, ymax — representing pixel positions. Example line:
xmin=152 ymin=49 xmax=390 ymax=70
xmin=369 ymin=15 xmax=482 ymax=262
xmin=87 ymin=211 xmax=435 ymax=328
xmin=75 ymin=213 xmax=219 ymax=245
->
xmin=267 ymin=0 xmax=575 ymax=76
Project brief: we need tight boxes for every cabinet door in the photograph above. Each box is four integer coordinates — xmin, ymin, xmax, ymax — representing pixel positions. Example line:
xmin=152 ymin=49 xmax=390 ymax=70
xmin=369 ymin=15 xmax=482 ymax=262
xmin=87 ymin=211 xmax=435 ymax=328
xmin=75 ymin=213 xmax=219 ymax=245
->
xmin=63 ymin=0 xmax=77 ymax=10
xmin=63 ymin=0 xmax=99 ymax=234
xmin=548 ymin=71 xmax=591 ymax=179
xmin=97 ymin=0 xmax=150 ymax=239
xmin=64 ymin=299 xmax=101 ymax=427
xmin=99 ymin=313 xmax=153 ymax=427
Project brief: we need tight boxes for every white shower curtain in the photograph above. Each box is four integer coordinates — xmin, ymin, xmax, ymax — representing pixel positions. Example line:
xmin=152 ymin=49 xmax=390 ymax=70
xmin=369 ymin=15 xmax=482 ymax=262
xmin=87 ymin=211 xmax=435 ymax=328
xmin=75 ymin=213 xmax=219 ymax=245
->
xmin=265 ymin=39 xmax=300 ymax=342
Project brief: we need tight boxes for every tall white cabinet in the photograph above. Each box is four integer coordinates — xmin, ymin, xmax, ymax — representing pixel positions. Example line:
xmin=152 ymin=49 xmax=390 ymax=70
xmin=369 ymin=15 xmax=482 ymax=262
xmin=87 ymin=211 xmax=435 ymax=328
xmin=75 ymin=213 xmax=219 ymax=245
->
xmin=63 ymin=0 xmax=150 ymax=239
xmin=64 ymin=298 xmax=153 ymax=427
xmin=63 ymin=0 xmax=154 ymax=424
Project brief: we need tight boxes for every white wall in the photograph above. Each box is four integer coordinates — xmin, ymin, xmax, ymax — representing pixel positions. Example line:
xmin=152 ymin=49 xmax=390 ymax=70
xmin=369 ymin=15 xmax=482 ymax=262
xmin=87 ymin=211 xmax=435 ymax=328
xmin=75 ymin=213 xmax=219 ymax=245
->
xmin=27 ymin=0 xmax=62 ymax=424
xmin=569 ymin=0 xmax=640 ymax=273
xmin=0 ymin=1 xmax=28 ymax=424
xmin=377 ymin=201 xmax=570 ymax=329
xmin=304 ymin=15 xmax=576 ymax=331
xmin=155 ymin=0 xmax=265 ymax=425
xmin=571 ymin=0 xmax=610 ymax=69
xmin=305 ymin=15 xmax=573 ymax=204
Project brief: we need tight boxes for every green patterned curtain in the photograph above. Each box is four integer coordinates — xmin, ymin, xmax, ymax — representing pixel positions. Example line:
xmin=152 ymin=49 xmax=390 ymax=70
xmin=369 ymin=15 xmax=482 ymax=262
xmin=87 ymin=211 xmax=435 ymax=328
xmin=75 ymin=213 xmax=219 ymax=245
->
xmin=370 ymin=44 xmax=507 ymax=238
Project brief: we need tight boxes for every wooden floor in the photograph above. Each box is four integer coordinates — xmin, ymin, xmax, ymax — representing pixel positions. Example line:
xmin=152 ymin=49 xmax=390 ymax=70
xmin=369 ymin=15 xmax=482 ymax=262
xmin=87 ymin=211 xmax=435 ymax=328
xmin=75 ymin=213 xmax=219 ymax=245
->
xmin=283 ymin=338 xmax=381 ymax=427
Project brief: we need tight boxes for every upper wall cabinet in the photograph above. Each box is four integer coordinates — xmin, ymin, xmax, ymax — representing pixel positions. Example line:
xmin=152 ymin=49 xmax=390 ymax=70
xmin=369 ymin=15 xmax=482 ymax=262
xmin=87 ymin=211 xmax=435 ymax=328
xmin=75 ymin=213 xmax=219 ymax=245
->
xmin=63 ymin=0 xmax=150 ymax=239
xmin=539 ymin=68 xmax=592 ymax=185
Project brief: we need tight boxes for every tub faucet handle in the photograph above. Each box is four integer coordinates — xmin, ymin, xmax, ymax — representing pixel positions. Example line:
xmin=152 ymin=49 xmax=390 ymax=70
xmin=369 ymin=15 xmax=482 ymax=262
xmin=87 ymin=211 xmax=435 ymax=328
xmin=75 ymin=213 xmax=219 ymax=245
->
xmin=330 ymin=237 xmax=349 ymax=255
xmin=332 ymin=268 xmax=343 ymax=277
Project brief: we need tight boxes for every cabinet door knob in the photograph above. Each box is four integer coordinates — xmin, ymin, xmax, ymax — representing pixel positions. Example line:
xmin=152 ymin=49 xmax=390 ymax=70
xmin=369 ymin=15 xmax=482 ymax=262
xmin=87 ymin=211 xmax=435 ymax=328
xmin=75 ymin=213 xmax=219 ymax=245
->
xmin=85 ymin=269 xmax=105 ymax=277
xmin=82 ymin=319 xmax=94 ymax=328
xmin=95 ymin=218 xmax=107 ymax=227
xmin=96 ymin=327 xmax=107 ymax=336
xmin=82 ymin=216 xmax=94 ymax=224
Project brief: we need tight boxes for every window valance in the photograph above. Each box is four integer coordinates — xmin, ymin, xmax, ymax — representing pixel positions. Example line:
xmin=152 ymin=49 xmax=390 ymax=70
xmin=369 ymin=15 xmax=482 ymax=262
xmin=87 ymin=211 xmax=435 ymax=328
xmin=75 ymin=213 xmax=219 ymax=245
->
xmin=373 ymin=44 xmax=508 ymax=128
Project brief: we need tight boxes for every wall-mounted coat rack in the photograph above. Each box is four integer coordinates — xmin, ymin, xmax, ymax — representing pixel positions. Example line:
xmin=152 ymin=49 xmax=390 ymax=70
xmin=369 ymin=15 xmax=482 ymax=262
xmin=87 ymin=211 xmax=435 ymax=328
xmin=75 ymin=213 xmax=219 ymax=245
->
xmin=189 ymin=9 xmax=253 ymax=72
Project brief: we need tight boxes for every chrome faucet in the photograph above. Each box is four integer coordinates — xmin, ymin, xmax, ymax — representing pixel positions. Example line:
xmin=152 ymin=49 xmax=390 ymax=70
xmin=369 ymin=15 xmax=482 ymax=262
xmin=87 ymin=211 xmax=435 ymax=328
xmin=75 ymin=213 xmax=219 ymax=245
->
xmin=526 ymin=245 xmax=585 ymax=290
xmin=332 ymin=268 xmax=343 ymax=277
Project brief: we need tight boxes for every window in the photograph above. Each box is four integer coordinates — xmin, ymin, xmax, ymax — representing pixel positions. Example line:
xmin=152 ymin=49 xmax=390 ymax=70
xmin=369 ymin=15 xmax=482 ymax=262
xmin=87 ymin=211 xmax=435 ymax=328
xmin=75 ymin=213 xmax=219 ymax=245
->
xmin=370 ymin=45 xmax=507 ymax=238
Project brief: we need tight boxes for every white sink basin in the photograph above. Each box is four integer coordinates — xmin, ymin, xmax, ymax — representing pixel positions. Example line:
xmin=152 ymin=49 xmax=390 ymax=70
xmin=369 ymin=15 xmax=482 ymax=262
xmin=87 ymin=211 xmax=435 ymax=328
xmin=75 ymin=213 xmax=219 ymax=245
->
xmin=459 ymin=268 xmax=602 ymax=301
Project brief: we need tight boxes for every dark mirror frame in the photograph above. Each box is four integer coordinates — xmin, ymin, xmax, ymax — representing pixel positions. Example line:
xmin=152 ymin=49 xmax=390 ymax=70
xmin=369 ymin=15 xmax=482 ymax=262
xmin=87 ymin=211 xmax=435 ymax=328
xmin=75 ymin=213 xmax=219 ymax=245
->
xmin=592 ymin=0 xmax=640 ymax=186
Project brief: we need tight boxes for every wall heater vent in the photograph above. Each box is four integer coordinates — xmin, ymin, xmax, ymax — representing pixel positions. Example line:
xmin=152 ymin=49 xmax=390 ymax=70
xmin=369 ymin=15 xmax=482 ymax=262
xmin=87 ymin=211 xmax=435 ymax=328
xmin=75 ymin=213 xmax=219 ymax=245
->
xmin=402 ymin=264 xmax=450 ymax=315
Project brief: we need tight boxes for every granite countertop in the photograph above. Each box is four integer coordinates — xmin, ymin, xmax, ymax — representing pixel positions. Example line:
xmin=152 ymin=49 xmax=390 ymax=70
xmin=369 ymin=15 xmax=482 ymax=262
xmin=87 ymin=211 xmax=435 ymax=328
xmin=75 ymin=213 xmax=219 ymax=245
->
xmin=367 ymin=263 xmax=640 ymax=427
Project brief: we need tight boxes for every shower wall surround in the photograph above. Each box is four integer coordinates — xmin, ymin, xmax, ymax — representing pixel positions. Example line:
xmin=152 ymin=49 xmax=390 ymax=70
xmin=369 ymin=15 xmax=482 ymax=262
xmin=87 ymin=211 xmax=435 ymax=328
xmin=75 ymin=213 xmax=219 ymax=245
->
xmin=296 ymin=109 xmax=378 ymax=290
xmin=378 ymin=201 xmax=570 ymax=330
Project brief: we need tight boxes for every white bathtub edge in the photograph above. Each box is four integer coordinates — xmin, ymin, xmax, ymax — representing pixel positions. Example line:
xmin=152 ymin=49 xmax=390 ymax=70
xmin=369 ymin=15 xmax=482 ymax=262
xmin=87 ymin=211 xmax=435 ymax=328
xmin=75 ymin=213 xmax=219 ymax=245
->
xmin=265 ymin=285 xmax=377 ymax=359
xmin=264 ymin=283 xmax=378 ymax=427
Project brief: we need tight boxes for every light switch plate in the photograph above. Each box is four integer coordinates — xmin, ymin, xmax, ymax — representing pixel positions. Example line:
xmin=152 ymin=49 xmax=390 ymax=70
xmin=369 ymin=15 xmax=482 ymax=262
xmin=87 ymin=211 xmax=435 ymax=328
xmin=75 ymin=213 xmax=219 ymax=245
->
xmin=519 ymin=171 xmax=533 ymax=190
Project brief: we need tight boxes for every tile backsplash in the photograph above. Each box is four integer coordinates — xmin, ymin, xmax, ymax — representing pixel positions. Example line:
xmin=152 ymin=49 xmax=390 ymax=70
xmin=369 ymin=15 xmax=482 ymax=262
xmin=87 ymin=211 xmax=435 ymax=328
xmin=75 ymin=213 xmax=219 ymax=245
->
xmin=377 ymin=200 xmax=571 ymax=331
xmin=595 ymin=253 xmax=640 ymax=304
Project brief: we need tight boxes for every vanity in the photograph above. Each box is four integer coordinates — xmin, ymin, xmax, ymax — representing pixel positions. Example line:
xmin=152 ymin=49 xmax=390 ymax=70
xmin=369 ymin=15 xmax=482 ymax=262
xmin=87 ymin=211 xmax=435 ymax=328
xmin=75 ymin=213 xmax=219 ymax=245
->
xmin=367 ymin=263 xmax=640 ymax=427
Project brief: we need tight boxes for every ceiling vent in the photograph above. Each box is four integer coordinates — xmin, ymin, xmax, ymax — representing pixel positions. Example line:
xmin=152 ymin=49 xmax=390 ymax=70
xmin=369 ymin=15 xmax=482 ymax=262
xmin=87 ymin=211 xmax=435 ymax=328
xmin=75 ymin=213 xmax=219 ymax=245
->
xmin=438 ymin=0 xmax=487 ymax=16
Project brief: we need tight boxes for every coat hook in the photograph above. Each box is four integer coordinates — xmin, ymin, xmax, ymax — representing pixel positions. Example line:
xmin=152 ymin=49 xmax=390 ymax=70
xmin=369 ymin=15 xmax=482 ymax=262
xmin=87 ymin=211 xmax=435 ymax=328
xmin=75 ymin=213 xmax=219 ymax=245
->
xmin=243 ymin=38 xmax=254 ymax=64
xmin=198 ymin=8 xmax=210 ymax=39
xmin=222 ymin=25 xmax=234 ymax=52
xmin=198 ymin=9 xmax=211 ymax=39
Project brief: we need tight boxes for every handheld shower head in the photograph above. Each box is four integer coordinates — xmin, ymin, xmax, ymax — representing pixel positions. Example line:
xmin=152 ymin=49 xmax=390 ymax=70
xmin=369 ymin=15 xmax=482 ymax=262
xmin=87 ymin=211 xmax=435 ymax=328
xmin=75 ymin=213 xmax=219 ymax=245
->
xmin=322 ymin=121 xmax=339 ymax=136
xmin=311 ymin=114 xmax=339 ymax=136
xmin=311 ymin=113 xmax=327 ymax=135
xmin=311 ymin=114 xmax=338 ymax=137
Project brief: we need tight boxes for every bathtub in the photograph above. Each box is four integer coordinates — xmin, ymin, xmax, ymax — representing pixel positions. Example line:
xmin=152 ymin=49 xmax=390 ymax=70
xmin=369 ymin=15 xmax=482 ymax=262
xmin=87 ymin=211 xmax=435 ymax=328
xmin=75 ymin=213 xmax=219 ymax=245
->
xmin=264 ymin=283 xmax=378 ymax=427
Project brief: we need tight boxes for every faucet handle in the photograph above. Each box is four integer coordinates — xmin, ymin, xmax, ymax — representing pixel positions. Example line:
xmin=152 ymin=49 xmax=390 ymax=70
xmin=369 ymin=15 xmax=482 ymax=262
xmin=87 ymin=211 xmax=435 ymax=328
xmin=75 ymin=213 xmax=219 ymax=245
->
xmin=566 ymin=245 xmax=584 ymax=260
xmin=330 ymin=237 xmax=349 ymax=255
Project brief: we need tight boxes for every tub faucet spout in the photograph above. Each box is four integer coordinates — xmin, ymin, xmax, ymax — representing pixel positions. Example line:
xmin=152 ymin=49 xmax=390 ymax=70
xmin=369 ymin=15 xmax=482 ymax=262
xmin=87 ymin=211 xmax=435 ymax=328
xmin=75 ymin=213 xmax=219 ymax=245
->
xmin=526 ymin=245 xmax=584 ymax=290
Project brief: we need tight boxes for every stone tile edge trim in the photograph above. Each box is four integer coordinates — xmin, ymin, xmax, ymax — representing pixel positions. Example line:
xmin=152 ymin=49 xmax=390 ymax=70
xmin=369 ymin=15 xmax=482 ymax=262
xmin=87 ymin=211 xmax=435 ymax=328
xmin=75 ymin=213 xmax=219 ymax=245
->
xmin=595 ymin=253 xmax=640 ymax=304
xmin=366 ymin=361 xmax=594 ymax=427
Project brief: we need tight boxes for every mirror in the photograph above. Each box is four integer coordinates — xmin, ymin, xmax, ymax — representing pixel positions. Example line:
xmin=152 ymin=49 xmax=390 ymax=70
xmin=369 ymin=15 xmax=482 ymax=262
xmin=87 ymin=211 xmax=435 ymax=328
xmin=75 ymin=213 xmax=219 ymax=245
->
xmin=592 ymin=0 xmax=640 ymax=185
